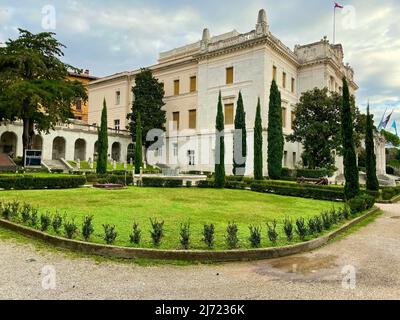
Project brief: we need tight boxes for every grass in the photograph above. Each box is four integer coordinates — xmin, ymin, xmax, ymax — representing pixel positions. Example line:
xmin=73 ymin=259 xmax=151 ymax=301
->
xmin=0 ymin=187 xmax=344 ymax=250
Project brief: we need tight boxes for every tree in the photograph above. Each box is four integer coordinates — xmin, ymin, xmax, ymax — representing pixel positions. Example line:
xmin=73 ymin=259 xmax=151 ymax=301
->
xmin=127 ymin=69 xmax=166 ymax=164
xmin=341 ymin=77 xmax=360 ymax=199
xmin=215 ymin=92 xmax=225 ymax=188
xmin=254 ymin=98 xmax=263 ymax=180
xmin=0 ymin=29 xmax=86 ymax=163
xmin=96 ymin=99 xmax=108 ymax=174
xmin=135 ymin=113 xmax=143 ymax=174
xmin=365 ymin=104 xmax=379 ymax=191
xmin=267 ymin=80 xmax=284 ymax=179
xmin=233 ymin=91 xmax=247 ymax=176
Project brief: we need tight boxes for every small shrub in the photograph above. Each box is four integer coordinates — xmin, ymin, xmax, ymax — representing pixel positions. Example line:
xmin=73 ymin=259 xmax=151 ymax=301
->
xmin=308 ymin=217 xmax=318 ymax=235
xmin=347 ymin=194 xmax=375 ymax=214
xmin=29 ymin=209 xmax=38 ymax=228
xmin=82 ymin=215 xmax=94 ymax=241
xmin=21 ymin=203 xmax=31 ymax=223
xmin=150 ymin=218 xmax=164 ymax=247
xmin=321 ymin=212 xmax=332 ymax=230
xmin=129 ymin=222 xmax=141 ymax=245
xmin=64 ymin=219 xmax=78 ymax=239
xmin=266 ymin=220 xmax=278 ymax=244
xmin=329 ymin=208 xmax=339 ymax=225
xmin=295 ymin=218 xmax=308 ymax=241
xmin=186 ymin=181 xmax=192 ymax=188
xmin=342 ymin=206 xmax=350 ymax=220
xmin=283 ymin=217 xmax=293 ymax=241
xmin=226 ymin=222 xmax=239 ymax=249
xmin=1 ymin=203 xmax=12 ymax=220
xmin=40 ymin=212 xmax=52 ymax=232
xmin=179 ymin=222 xmax=190 ymax=249
xmin=10 ymin=200 xmax=20 ymax=220
xmin=248 ymin=225 xmax=262 ymax=248
xmin=103 ymin=224 xmax=118 ymax=245
xmin=313 ymin=215 xmax=323 ymax=233
xmin=202 ymin=224 xmax=215 ymax=249
xmin=52 ymin=212 xmax=63 ymax=233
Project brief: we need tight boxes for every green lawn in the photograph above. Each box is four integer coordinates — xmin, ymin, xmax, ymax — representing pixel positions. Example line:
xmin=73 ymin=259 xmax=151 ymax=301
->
xmin=0 ymin=187 xmax=343 ymax=250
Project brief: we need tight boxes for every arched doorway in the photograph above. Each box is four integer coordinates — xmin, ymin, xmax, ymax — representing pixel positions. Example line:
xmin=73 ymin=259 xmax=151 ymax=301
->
xmin=74 ymin=139 xmax=86 ymax=161
xmin=0 ymin=132 xmax=18 ymax=156
xmin=111 ymin=142 xmax=121 ymax=162
xmin=127 ymin=143 xmax=134 ymax=162
xmin=32 ymin=135 xmax=43 ymax=150
xmin=93 ymin=141 xmax=98 ymax=161
xmin=52 ymin=137 xmax=66 ymax=160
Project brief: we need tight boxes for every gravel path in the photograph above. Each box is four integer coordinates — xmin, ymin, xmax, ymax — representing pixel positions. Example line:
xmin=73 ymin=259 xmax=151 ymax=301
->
xmin=0 ymin=203 xmax=399 ymax=300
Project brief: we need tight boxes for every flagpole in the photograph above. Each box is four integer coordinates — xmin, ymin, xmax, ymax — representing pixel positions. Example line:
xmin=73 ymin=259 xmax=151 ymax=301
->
xmin=333 ymin=6 xmax=336 ymax=44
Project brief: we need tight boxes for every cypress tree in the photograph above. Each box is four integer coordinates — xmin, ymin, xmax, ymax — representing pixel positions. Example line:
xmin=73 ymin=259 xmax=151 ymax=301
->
xmin=267 ymin=80 xmax=284 ymax=179
xmin=215 ymin=91 xmax=225 ymax=188
xmin=254 ymin=98 xmax=263 ymax=180
xmin=135 ymin=112 xmax=143 ymax=174
xmin=96 ymin=98 xmax=108 ymax=174
xmin=341 ymin=77 xmax=360 ymax=199
xmin=233 ymin=91 xmax=247 ymax=176
xmin=365 ymin=104 xmax=379 ymax=191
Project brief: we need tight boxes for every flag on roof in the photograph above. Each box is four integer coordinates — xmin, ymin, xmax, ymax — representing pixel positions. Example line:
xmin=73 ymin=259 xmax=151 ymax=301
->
xmin=334 ymin=2 xmax=344 ymax=9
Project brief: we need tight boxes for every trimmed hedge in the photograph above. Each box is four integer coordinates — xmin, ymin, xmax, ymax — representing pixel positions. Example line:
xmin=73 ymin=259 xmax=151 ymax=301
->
xmin=0 ymin=175 xmax=86 ymax=190
xmin=296 ymin=168 xmax=334 ymax=178
xmin=142 ymin=177 xmax=183 ymax=188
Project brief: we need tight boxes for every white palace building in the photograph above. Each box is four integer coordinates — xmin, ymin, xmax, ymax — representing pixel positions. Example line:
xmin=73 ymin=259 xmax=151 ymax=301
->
xmin=0 ymin=9 xmax=387 ymax=177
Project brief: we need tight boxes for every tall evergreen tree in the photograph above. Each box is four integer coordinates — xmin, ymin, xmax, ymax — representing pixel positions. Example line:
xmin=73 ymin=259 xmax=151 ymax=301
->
xmin=267 ymin=80 xmax=284 ymax=179
xmin=341 ymin=77 xmax=360 ymax=199
xmin=135 ymin=112 xmax=143 ymax=174
xmin=254 ymin=98 xmax=263 ymax=180
xmin=365 ymin=104 xmax=379 ymax=191
xmin=215 ymin=92 xmax=225 ymax=188
xmin=96 ymin=99 xmax=108 ymax=174
xmin=233 ymin=91 xmax=247 ymax=176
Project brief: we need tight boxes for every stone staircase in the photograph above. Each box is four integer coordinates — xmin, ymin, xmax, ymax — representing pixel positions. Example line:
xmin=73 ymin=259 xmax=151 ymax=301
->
xmin=0 ymin=154 xmax=17 ymax=172
xmin=42 ymin=159 xmax=71 ymax=173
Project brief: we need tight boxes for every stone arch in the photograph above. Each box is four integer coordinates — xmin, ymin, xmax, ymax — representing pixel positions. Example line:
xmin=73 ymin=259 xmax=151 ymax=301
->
xmin=111 ymin=142 xmax=121 ymax=162
xmin=74 ymin=138 xmax=86 ymax=161
xmin=52 ymin=136 xmax=66 ymax=160
xmin=32 ymin=134 xmax=43 ymax=150
xmin=0 ymin=132 xmax=18 ymax=156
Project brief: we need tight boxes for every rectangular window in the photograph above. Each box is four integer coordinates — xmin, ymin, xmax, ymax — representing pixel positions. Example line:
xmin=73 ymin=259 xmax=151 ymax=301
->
xmin=190 ymin=76 xmax=197 ymax=92
xmin=114 ymin=119 xmax=120 ymax=131
xmin=282 ymin=107 xmax=287 ymax=128
xmin=291 ymin=77 xmax=295 ymax=93
xmin=291 ymin=111 xmax=295 ymax=130
xmin=188 ymin=150 xmax=195 ymax=166
xmin=189 ymin=109 xmax=197 ymax=129
xmin=272 ymin=66 xmax=277 ymax=82
xmin=173 ymin=143 xmax=178 ymax=157
xmin=283 ymin=151 xmax=288 ymax=167
xmin=224 ymin=103 xmax=234 ymax=125
xmin=226 ymin=67 xmax=234 ymax=85
xmin=115 ymin=91 xmax=121 ymax=105
xmin=173 ymin=112 xmax=180 ymax=130
xmin=155 ymin=147 xmax=162 ymax=157
xmin=293 ymin=152 xmax=297 ymax=167
xmin=282 ymin=72 xmax=286 ymax=88
xmin=75 ymin=99 xmax=82 ymax=111
xmin=174 ymin=80 xmax=180 ymax=96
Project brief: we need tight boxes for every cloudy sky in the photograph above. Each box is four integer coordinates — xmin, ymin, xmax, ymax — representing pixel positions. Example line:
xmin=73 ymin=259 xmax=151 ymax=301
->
xmin=0 ymin=0 xmax=399 ymax=129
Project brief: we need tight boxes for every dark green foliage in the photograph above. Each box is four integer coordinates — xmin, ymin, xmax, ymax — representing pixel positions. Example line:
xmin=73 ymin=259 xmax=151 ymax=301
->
xmin=150 ymin=218 xmax=164 ymax=247
xmin=1 ymin=202 xmax=12 ymax=220
xmin=21 ymin=203 xmax=31 ymax=223
xmin=129 ymin=222 xmax=141 ymax=245
xmin=64 ymin=219 xmax=78 ymax=239
xmin=296 ymin=168 xmax=334 ymax=178
xmin=127 ymin=69 xmax=166 ymax=150
xmin=10 ymin=200 xmax=20 ymax=220
xmin=313 ymin=216 xmax=323 ymax=233
xmin=202 ymin=224 xmax=215 ymax=249
xmin=40 ymin=212 xmax=51 ymax=231
xmin=381 ymin=129 xmax=400 ymax=147
xmin=254 ymin=98 xmax=263 ymax=180
xmin=142 ymin=177 xmax=183 ymax=187
xmin=103 ymin=224 xmax=118 ymax=245
xmin=52 ymin=212 xmax=63 ymax=233
xmin=29 ymin=208 xmax=38 ymax=228
xmin=283 ymin=217 xmax=293 ymax=241
xmin=295 ymin=218 xmax=308 ymax=240
xmin=266 ymin=220 xmax=278 ymax=244
xmin=215 ymin=91 xmax=225 ymax=188
xmin=321 ymin=212 xmax=332 ymax=230
xmin=179 ymin=221 xmax=190 ymax=249
xmin=82 ymin=215 xmax=94 ymax=241
xmin=0 ymin=175 xmax=86 ymax=190
xmin=96 ymin=99 xmax=108 ymax=174
xmin=308 ymin=217 xmax=318 ymax=235
xmin=342 ymin=206 xmax=351 ymax=219
xmin=226 ymin=222 xmax=239 ymax=249
xmin=341 ymin=77 xmax=360 ymax=199
xmin=267 ymin=80 xmax=284 ymax=179
xmin=248 ymin=225 xmax=262 ymax=248
xmin=365 ymin=105 xmax=379 ymax=191
xmin=347 ymin=194 xmax=375 ymax=214
xmin=386 ymin=166 xmax=395 ymax=175
xmin=134 ymin=112 xmax=143 ymax=174
xmin=233 ymin=91 xmax=247 ymax=176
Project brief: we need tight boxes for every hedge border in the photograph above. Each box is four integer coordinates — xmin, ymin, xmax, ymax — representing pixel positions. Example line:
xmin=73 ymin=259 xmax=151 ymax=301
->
xmin=0 ymin=207 xmax=379 ymax=262
xmin=376 ymin=194 xmax=400 ymax=204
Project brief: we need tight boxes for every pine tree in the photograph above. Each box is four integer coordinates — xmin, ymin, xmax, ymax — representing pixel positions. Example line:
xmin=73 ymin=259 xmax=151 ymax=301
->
xmin=96 ymin=99 xmax=108 ymax=174
xmin=233 ymin=91 xmax=247 ymax=176
xmin=215 ymin=92 xmax=225 ymax=188
xmin=135 ymin=112 xmax=143 ymax=174
xmin=365 ymin=104 xmax=379 ymax=191
xmin=267 ymin=80 xmax=284 ymax=179
xmin=254 ymin=98 xmax=263 ymax=180
xmin=341 ymin=77 xmax=360 ymax=199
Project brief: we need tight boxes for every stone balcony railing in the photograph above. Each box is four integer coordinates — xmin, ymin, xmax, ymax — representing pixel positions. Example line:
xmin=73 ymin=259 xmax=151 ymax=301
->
xmin=206 ymin=31 xmax=256 ymax=52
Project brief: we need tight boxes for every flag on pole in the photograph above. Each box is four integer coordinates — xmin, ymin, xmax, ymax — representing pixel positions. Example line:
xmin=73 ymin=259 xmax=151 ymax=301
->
xmin=333 ymin=2 xmax=344 ymax=44
xmin=381 ymin=110 xmax=394 ymax=130
xmin=334 ymin=2 xmax=344 ymax=9
xmin=378 ymin=107 xmax=388 ymax=130
xmin=392 ymin=120 xmax=398 ymax=137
